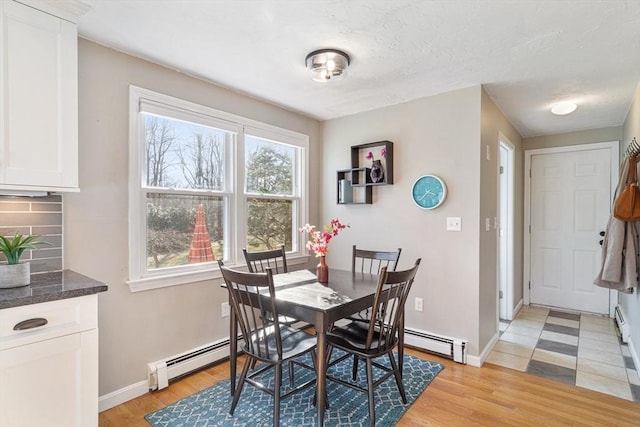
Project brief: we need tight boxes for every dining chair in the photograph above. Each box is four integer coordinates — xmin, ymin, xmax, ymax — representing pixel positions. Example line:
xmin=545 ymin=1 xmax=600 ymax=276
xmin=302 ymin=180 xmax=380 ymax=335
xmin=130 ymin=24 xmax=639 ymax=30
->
xmin=325 ymin=259 xmax=421 ymax=427
xmin=242 ymin=245 xmax=298 ymax=327
xmin=219 ymin=263 xmax=317 ymax=427
xmin=348 ymin=245 xmax=403 ymax=375
xmin=243 ymin=245 xmax=288 ymax=274
xmin=352 ymin=244 xmax=402 ymax=276
xmin=349 ymin=245 xmax=402 ymax=323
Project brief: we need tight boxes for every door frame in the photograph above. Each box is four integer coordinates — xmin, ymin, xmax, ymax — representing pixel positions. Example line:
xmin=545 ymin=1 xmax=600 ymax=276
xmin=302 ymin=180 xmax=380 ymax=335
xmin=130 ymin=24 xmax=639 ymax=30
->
xmin=498 ymin=133 xmax=515 ymax=320
xmin=523 ymin=141 xmax=619 ymax=317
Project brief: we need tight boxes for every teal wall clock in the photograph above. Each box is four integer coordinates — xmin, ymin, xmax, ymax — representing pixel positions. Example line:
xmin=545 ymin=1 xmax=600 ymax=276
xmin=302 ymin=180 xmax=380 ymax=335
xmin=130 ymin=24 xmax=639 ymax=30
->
xmin=411 ymin=175 xmax=447 ymax=209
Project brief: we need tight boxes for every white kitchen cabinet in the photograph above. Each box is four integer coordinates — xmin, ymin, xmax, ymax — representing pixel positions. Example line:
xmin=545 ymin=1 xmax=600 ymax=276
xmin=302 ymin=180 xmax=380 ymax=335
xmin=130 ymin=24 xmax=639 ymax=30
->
xmin=0 ymin=294 xmax=99 ymax=427
xmin=0 ymin=0 xmax=82 ymax=191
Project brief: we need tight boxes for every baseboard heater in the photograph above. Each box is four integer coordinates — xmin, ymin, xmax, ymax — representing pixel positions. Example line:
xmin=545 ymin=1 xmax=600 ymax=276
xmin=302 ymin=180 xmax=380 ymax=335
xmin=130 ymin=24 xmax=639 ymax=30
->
xmin=615 ymin=305 xmax=630 ymax=343
xmin=404 ymin=327 xmax=467 ymax=364
xmin=147 ymin=328 xmax=467 ymax=391
xmin=147 ymin=338 xmax=233 ymax=391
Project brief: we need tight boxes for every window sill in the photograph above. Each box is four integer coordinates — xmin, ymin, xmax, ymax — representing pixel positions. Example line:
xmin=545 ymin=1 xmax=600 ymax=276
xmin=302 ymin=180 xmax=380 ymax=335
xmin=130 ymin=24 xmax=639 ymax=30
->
xmin=127 ymin=254 xmax=312 ymax=293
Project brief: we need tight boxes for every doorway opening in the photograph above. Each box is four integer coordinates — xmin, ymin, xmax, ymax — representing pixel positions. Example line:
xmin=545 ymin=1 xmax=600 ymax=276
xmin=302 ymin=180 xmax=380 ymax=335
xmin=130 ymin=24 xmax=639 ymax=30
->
xmin=498 ymin=134 xmax=515 ymax=321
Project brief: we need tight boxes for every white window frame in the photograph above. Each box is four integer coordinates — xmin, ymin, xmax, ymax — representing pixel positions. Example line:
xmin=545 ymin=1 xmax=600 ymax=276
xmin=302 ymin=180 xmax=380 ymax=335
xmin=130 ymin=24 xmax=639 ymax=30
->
xmin=127 ymin=86 xmax=309 ymax=292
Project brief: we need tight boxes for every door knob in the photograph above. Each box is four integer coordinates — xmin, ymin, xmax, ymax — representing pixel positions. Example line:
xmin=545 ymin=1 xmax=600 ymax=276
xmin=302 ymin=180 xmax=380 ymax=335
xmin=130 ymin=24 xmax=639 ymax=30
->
xmin=599 ymin=231 xmax=605 ymax=236
xmin=599 ymin=240 xmax=604 ymax=246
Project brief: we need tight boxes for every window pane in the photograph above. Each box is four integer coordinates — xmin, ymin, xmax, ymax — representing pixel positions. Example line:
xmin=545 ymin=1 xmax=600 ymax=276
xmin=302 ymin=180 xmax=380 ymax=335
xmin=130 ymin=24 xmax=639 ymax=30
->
xmin=246 ymin=198 xmax=292 ymax=251
xmin=143 ymin=112 xmax=228 ymax=191
xmin=146 ymin=193 xmax=224 ymax=269
xmin=245 ymin=135 xmax=294 ymax=195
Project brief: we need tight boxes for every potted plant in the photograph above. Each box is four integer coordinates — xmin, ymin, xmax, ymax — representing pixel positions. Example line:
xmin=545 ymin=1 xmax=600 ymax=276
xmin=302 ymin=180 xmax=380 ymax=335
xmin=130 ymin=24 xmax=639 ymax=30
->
xmin=0 ymin=232 xmax=49 ymax=288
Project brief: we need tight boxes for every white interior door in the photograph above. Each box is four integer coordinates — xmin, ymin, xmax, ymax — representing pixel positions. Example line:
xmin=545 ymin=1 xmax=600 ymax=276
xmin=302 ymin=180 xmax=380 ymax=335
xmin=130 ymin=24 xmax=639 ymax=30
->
xmin=529 ymin=147 xmax=612 ymax=314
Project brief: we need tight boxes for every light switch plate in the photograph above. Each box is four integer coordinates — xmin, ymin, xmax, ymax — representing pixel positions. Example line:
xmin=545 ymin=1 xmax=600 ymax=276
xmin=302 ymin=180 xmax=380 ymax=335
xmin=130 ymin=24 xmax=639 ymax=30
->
xmin=446 ymin=217 xmax=461 ymax=231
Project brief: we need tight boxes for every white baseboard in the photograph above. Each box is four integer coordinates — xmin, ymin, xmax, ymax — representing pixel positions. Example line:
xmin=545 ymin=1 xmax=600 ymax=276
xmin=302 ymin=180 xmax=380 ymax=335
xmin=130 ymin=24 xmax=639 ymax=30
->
xmin=473 ymin=332 xmax=500 ymax=367
xmin=513 ymin=299 xmax=523 ymax=318
xmin=99 ymin=380 xmax=149 ymax=412
xmin=628 ymin=337 xmax=639 ymax=375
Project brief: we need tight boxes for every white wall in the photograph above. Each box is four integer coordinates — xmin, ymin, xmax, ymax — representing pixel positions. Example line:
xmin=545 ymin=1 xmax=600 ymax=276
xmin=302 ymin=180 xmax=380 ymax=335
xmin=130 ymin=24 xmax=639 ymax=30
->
xmin=63 ymin=39 xmax=322 ymax=398
xmin=479 ymin=89 xmax=524 ymax=349
xmin=622 ymin=83 xmax=640 ymax=362
xmin=322 ymin=86 xmax=522 ymax=358
xmin=524 ymin=127 xmax=623 ymax=151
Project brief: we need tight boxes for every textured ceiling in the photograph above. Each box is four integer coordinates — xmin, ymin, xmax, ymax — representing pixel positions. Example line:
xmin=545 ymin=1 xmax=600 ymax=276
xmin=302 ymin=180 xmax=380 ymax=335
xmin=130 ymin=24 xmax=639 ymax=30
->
xmin=77 ymin=0 xmax=640 ymax=138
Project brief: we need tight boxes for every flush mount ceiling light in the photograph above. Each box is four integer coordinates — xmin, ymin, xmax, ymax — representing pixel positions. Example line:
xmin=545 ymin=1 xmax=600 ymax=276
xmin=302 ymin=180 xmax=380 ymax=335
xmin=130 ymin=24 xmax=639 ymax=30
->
xmin=551 ymin=101 xmax=578 ymax=115
xmin=305 ymin=49 xmax=350 ymax=82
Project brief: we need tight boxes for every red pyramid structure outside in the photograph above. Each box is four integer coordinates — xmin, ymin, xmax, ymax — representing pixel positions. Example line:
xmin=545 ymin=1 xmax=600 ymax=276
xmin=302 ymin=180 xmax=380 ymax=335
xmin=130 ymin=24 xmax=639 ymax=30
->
xmin=188 ymin=204 xmax=215 ymax=263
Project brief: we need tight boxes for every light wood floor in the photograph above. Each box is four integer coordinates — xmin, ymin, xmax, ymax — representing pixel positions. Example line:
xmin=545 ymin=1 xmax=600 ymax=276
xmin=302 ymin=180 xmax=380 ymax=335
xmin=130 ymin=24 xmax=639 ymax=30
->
xmin=99 ymin=347 xmax=640 ymax=426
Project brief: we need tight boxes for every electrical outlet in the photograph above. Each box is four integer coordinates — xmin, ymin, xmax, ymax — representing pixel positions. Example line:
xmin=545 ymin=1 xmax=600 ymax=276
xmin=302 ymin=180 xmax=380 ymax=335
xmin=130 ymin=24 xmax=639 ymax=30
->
xmin=414 ymin=297 xmax=423 ymax=312
xmin=221 ymin=302 xmax=230 ymax=318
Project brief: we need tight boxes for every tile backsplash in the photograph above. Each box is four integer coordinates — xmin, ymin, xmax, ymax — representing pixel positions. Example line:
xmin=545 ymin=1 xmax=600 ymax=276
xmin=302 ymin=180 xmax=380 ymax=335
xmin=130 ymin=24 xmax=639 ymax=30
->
xmin=0 ymin=194 xmax=63 ymax=274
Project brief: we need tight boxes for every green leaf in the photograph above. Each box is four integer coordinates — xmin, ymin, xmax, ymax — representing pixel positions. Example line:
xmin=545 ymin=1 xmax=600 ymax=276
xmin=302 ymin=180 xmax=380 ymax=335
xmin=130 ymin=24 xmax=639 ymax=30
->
xmin=0 ymin=232 xmax=50 ymax=265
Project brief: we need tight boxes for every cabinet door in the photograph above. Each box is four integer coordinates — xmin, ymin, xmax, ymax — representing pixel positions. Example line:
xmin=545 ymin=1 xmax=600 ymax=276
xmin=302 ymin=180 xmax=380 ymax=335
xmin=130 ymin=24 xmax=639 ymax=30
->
xmin=0 ymin=1 xmax=78 ymax=190
xmin=0 ymin=329 xmax=98 ymax=427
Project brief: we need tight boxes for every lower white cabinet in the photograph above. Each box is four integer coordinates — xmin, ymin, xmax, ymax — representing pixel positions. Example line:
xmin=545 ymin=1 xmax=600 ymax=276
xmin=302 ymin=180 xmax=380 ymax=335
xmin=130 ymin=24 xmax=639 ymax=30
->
xmin=0 ymin=295 xmax=99 ymax=427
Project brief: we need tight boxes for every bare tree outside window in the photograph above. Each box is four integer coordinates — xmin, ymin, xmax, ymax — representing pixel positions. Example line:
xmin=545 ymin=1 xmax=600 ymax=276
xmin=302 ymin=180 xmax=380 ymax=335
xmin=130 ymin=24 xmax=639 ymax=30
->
xmin=143 ymin=114 xmax=227 ymax=268
xmin=145 ymin=115 xmax=177 ymax=188
xmin=130 ymin=87 xmax=307 ymax=287
xmin=177 ymin=132 xmax=225 ymax=191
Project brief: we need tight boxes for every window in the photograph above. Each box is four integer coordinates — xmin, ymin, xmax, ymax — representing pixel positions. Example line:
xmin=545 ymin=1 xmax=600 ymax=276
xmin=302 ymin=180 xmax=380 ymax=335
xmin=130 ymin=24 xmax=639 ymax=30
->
xmin=128 ymin=86 xmax=308 ymax=291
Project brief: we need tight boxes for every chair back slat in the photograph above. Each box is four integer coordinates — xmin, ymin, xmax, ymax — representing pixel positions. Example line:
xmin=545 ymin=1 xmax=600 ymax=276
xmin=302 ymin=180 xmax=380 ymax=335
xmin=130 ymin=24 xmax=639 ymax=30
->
xmin=219 ymin=264 xmax=283 ymax=360
xmin=243 ymin=245 xmax=288 ymax=274
xmin=365 ymin=259 xmax=421 ymax=350
xmin=352 ymin=245 xmax=402 ymax=275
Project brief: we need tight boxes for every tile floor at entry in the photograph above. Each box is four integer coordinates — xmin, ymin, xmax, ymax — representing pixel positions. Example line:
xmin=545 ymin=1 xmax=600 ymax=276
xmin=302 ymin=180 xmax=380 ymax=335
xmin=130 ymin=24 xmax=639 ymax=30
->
xmin=486 ymin=305 xmax=640 ymax=402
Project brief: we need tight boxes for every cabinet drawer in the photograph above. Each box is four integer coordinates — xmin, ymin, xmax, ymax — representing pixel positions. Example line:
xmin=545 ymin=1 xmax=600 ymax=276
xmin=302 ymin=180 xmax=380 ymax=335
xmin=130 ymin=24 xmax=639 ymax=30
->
xmin=0 ymin=295 xmax=97 ymax=350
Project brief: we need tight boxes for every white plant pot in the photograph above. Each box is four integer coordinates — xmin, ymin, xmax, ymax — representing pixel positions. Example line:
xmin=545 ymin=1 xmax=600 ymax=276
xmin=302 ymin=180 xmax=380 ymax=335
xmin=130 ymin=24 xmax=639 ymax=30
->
xmin=0 ymin=262 xmax=31 ymax=288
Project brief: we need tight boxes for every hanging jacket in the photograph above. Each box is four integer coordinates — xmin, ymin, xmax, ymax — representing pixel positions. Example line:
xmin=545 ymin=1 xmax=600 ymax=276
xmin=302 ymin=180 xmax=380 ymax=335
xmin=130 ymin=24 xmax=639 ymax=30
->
xmin=594 ymin=156 xmax=639 ymax=292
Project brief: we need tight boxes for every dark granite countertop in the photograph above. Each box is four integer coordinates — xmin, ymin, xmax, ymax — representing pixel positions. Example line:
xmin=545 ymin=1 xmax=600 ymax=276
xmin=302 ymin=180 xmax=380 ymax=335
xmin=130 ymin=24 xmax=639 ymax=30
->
xmin=0 ymin=270 xmax=108 ymax=309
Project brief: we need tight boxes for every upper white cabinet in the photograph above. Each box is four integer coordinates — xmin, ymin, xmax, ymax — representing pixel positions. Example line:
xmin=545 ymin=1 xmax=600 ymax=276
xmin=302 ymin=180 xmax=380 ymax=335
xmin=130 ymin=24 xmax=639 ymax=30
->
xmin=0 ymin=0 xmax=85 ymax=192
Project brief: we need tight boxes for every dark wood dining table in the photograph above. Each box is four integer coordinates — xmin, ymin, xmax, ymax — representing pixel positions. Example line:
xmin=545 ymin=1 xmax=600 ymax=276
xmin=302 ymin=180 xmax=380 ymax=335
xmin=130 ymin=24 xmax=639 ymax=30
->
xmin=225 ymin=268 xmax=384 ymax=426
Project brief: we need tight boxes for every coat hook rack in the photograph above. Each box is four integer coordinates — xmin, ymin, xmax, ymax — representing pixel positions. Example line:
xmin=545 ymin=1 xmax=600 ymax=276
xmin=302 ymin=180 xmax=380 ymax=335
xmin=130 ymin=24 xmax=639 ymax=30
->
xmin=625 ymin=137 xmax=639 ymax=157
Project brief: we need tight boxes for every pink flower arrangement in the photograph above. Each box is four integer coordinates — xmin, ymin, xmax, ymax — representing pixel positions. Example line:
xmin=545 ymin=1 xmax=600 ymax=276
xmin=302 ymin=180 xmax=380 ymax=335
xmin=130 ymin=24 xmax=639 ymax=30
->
xmin=366 ymin=148 xmax=386 ymax=160
xmin=299 ymin=218 xmax=349 ymax=257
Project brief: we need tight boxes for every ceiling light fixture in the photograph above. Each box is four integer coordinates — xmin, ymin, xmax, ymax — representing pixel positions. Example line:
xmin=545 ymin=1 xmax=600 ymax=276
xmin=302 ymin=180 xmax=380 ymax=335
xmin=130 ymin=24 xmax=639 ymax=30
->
xmin=551 ymin=101 xmax=578 ymax=115
xmin=305 ymin=49 xmax=350 ymax=82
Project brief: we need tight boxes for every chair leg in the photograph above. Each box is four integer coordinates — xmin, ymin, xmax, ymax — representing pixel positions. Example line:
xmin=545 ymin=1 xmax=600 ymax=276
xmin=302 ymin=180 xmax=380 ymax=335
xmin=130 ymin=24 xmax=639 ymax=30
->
xmin=365 ymin=358 xmax=376 ymax=427
xmin=352 ymin=354 xmax=359 ymax=380
xmin=288 ymin=361 xmax=295 ymax=387
xmin=388 ymin=352 xmax=407 ymax=404
xmin=274 ymin=363 xmax=282 ymax=427
xmin=230 ymin=356 xmax=252 ymax=415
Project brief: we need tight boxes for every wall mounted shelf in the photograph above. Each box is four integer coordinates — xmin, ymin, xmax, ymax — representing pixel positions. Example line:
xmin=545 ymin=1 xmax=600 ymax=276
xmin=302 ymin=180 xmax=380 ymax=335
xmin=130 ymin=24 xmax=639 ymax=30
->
xmin=337 ymin=141 xmax=394 ymax=205
xmin=351 ymin=140 xmax=393 ymax=185
xmin=337 ymin=168 xmax=373 ymax=204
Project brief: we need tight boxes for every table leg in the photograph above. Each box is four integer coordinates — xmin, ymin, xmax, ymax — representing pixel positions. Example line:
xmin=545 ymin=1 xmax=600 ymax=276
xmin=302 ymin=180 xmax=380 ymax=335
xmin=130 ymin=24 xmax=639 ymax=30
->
xmin=316 ymin=324 xmax=327 ymax=426
xmin=229 ymin=304 xmax=237 ymax=396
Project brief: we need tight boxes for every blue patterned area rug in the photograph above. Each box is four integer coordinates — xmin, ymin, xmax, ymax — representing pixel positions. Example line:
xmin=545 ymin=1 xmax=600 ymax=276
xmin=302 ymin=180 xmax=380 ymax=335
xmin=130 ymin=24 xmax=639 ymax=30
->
xmin=145 ymin=352 xmax=443 ymax=427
